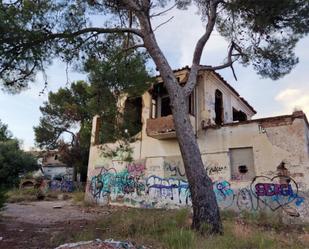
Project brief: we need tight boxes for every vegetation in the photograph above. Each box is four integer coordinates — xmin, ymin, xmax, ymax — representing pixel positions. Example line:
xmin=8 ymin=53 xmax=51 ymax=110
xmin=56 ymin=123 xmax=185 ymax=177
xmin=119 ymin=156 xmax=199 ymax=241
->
xmin=34 ymin=46 xmax=150 ymax=181
xmin=71 ymin=191 xmax=85 ymax=204
xmin=1 ymin=0 xmax=308 ymax=233
xmin=6 ymin=187 xmax=79 ymax=203
xmin=0 ymin=120 xmax=38 ymax=189
xmin=51 ymin=208 xmax=308 ymax=249
xmin=6 ymin=188 xmax=39 ymax=203
xmin=0 ymin=188 xmax=6 ymax=209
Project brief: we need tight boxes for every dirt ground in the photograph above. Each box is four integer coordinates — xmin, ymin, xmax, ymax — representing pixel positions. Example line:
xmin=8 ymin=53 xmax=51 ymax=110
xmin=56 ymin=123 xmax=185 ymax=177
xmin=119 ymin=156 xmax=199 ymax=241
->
xmin=0 ymin=200 xmax=110 ymax=249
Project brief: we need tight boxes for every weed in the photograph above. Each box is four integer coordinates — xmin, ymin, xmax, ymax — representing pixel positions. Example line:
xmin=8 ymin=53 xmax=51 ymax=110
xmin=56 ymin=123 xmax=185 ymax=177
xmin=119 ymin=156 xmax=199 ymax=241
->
xmin=72 ymin=191 xmax=85 ymax=203
xmin=220 ymin=209 xmax=238 ymax=220
xmin=0 ymin=188 xmax=7 ymax=209
xmin=163 ymin=228 xmax=196 ymax=249
xmin=47 ymin=207 xmax=309 ymax=249
xmin=6 ymin=188 xmax=38 ymax=203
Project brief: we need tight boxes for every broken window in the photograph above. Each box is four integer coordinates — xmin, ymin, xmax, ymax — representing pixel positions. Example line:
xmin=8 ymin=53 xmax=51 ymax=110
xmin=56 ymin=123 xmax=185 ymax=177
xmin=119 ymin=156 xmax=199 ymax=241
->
xmin=188 ymin=89 xmax=195 ymax=116
xmin=230 ymin=147 xmax=255 ymax=181
xmin=151 ymin=83 xmax=195 ymax=118
xmin=233 ymin=108 xmax=247 ymax=122
xmin=123 ymin=96 xmax=143 ymax=136
xmin=215 ymin=89 xmax=224 ymax=125
xmin=161 ymin=95 xmax=172 ymax=116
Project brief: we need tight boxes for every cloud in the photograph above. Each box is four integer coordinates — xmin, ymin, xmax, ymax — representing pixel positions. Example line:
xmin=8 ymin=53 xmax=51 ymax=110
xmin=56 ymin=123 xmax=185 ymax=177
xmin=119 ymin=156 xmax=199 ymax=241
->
xmin=275 ymin=88 xmax=309 ymax=116
xmin=153 ymin=6 xmax=228 ymax=67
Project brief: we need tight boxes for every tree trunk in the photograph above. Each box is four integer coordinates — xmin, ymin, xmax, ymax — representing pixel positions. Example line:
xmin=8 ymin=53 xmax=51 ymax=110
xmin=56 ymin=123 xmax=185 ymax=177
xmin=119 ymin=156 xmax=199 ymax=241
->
xmin=170 ymin=87 xmax=223 ymax=234
xmin=141 ymin=29 xmax=223 ymax=234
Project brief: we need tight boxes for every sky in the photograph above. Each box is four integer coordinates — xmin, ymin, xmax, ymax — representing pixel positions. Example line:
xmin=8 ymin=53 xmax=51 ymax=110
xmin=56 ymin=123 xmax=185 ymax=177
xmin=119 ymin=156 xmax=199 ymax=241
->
xmin=0 ymin=5 xmax=308 ymax=150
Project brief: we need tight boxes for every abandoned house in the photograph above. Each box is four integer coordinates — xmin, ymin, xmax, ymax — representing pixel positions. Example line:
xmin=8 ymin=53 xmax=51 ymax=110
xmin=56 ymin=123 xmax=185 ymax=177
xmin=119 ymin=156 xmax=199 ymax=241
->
xmin=86 ymin=66 xmax=309 ymax=220
xmin=39 ymin=150 xmax=73 ymax=180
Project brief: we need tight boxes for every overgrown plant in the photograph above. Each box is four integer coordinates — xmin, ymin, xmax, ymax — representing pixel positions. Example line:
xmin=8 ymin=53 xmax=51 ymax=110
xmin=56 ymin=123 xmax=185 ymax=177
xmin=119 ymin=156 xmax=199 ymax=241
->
xmin=0 ymin=189 xmax=6 ymax=209
xmin=34 ymin=44 xmax=150 ymax=181
xmin=0 ymin=120 xmax=38 ymax=188
xmin=100 ymin=136 xmax=134 ymax=162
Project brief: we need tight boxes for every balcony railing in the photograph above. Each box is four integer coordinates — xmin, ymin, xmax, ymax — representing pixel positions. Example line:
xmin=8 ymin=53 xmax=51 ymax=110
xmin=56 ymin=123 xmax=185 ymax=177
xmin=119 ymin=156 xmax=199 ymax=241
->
xmin=146 ymin=115 xmax=176 ymax=139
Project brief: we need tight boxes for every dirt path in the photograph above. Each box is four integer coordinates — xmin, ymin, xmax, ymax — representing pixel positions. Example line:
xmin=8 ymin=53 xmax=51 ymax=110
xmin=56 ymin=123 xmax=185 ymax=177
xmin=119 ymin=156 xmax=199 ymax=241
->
xmin=1 ymin=201 xmax=100 ymax=224
xmin=0 ymin=201 xmax=108 ymax=249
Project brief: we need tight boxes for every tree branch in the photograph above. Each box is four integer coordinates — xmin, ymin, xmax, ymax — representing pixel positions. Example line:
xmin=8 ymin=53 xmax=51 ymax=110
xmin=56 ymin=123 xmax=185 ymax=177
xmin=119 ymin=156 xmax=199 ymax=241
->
xmin=48 ymin=27 xmax=144 ymax=40
xmin=6 ymin=27 xmax=143 ymax=55
xmin=198 ymin=41 xmax=244 ymax=81
xmin=153 ymin=16 xmax=174 ymax=32
xmin=151 ymin=3 xmax=177 ymax=17
xmin=122 ymin=0 xmax=142 ymax=11
xmin=184 ymin=0 xmax=219 ymax=97
xmin=122 ymin=43 xmax=145 ymax=52
xmin=199 ymin=42 xmax=236 ymax=70
xmin=63 ymin=129 xmax=76 ymax=147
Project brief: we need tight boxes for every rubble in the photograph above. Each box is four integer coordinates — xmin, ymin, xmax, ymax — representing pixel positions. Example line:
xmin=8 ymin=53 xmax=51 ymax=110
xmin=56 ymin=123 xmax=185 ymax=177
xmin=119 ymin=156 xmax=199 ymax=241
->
xmin=55 ymin=239 xmax=148 ymax=249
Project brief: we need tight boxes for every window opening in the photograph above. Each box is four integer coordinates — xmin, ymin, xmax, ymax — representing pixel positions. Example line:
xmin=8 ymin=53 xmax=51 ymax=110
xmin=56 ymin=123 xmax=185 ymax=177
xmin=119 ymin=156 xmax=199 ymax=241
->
xmin=151 ymin=83 xmax=195 ymax=118
xmin=233 ymin=108 xmax=247 ymax=122
xmin=123 ymin=97 xmax=143 ymax=136
xmin=161 ymin=95 xmax=172 ymax=117
xmin=188 ymin=90 xmax=195 ymax=116
xmin=215 ymin=89 xmax=223 ymax=125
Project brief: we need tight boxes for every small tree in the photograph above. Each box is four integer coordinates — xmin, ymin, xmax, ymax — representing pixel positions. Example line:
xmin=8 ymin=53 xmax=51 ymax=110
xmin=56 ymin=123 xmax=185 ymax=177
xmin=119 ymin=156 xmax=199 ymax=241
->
xmin=1 ymin=0 xmax=308 ymax=234
xmin=0 ymin=120 xmax=38 ymax=188
xmin=34 ymin=47 xmax=150 ymax=181
xmin=0 ymin=120 xmax=12 ymax=141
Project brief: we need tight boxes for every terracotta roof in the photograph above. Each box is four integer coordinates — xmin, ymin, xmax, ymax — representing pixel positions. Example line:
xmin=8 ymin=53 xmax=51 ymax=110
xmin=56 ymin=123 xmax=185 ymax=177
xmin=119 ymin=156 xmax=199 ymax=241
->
xmin=154 ymin=66 xmax=257 ymax=114
xmin=210 ymin=70 xmax=257 ymax=114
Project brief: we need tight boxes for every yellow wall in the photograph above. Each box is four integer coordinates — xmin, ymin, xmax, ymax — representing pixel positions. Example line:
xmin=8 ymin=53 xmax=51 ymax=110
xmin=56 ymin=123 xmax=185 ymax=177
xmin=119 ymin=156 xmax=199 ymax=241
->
xmin=85 ymin=70 xmax=309 ymax=221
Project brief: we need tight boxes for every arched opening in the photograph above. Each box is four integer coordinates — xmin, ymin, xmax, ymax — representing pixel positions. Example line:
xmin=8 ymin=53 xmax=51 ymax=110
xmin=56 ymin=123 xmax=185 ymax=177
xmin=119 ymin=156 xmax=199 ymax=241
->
xmin=215 ymin=89 xmax=224 ymax=125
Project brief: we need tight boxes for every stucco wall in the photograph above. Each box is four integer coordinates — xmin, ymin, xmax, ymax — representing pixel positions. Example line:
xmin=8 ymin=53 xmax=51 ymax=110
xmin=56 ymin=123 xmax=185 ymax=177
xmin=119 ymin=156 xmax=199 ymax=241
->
xmin=85 ymin=69 xmax=308 ymax=221
xmin=86 ymin=112 xmax=309 ymax=221
xmin=202 ymin=72 xmax=255 ymax=125
xmin=42 ymin=166 xmax=73 ymax=180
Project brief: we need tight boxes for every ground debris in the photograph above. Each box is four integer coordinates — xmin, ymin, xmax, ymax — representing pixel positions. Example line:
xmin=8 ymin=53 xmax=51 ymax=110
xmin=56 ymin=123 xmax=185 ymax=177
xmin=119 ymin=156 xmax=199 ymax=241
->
xmin=55 ymin=238 xmax=148 ymax=249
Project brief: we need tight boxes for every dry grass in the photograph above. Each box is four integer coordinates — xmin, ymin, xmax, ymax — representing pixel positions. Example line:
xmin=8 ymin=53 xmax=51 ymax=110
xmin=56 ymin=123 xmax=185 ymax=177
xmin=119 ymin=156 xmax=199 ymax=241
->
xmin=52 ymin=208 xmax=309 ymax=249
xmin=6 ymin=188 xmax=75 ymax=203
xmin=72 ymin=191 xmax=85 ymax=204
xmin=6 ymin=188 xmax=39 ymax=203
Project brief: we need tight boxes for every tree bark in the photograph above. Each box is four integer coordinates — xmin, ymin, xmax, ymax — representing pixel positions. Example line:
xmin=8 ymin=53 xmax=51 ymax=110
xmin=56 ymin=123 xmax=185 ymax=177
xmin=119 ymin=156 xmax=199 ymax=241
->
xmin=137 ymin=17 xmax=222 ymax=234
xmin=174 ymin=97 xmax=223 ymax=234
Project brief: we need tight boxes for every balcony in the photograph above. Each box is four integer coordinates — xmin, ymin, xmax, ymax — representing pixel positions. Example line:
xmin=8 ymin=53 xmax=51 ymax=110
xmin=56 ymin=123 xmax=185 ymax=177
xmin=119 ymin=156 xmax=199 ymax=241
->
xmin=146 ymin=115 xmax=176 ymax=139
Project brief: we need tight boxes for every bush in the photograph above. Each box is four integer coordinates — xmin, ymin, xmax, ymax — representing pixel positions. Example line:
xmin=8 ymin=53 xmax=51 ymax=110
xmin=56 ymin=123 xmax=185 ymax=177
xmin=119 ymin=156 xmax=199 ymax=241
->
xmin=0 ymin=189 xmax=7 ymax=209
xmin=0 ymin=139 xmax=38 ymax=188
xmin=6 ymin=188 xmax=39 ymax=203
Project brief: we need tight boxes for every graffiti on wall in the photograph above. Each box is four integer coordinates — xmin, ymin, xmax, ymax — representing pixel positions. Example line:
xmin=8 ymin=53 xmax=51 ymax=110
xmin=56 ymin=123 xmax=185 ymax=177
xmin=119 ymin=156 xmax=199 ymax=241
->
xmin=89 ymin=165 xmax=145 ymax=203
xmin=127 ymin=162 xmax=146 ymax=177
xmin=146 ymin=175 xmax=190 ymax=205
xmin=213 ymin=180 xmax=234 ymax=209
xmin=88 ymin=164 xmax=191 ymax=207
xmin=163 ymin=161 xmax=186 ymax=179
xmin=206 ymin=164 xmax=227 ymax=176
xmin=163 ymin=158 xmax=228 ymax=178
xmin=212 ymin=175 xmax=307 ymax=217
xmin=88 ymin=164 xmax=307 ymax=218
xmin=49 ymin=179 xmax=74 ymax=192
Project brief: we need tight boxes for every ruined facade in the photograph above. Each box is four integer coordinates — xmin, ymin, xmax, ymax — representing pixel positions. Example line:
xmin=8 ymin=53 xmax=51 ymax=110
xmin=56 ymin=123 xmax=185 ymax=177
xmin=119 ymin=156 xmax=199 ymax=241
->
xmin=39 ymin=150 xmax=73 ymax=180
xmin=86 ymin=67 xmax=309 ymax=221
